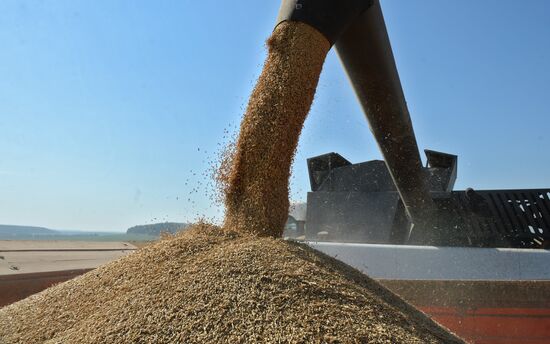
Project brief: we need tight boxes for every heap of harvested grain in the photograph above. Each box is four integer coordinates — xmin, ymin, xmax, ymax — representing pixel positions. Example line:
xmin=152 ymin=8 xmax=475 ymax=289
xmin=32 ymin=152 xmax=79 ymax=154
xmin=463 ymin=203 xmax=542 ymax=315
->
xmin=0 ymin=21 xmax=463 ymax=343
xmin=0 ymin=224 xmax=462 ymax=343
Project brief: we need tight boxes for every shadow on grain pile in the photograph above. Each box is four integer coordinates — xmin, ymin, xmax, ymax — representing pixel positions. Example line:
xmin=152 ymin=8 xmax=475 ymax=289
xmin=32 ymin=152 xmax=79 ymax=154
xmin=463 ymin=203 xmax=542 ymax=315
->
xmin=0 ymin=21 xmax=464 ymax=343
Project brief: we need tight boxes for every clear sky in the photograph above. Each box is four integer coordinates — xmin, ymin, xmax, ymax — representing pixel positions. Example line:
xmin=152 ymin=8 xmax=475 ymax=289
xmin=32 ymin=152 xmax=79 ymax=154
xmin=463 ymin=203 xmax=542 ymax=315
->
xmin=1 ymin=1 xmax=549 ymax=231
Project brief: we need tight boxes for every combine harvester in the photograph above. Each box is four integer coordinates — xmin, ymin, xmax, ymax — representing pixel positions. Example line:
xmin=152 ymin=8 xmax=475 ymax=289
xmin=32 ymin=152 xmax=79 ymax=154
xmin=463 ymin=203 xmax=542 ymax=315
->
xmin=277 ymin=1 xmax=550 ymax=343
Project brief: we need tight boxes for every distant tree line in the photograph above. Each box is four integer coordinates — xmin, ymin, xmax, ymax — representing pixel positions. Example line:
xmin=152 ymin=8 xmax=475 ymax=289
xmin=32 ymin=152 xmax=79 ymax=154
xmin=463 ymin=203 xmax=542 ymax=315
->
xmin=126 ymin=222 xmax=190 ymax=236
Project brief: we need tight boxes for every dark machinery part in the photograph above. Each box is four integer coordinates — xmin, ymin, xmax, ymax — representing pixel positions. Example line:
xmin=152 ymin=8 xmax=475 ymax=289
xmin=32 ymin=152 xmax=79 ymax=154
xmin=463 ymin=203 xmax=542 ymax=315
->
xmin=306 ymin=151 xmax=455 ymax=244
xmin=276 ymin=1 xmax=550 ymax=248
xmin=277 ymin=0 xmax=435 ymax=234
xmin=306 ymin=152 xmax=550 ymax=249
xmin=335 ymin=1 xmax=435 ymax=232
xmin=275 ymin=0 xmax=374 ymax=45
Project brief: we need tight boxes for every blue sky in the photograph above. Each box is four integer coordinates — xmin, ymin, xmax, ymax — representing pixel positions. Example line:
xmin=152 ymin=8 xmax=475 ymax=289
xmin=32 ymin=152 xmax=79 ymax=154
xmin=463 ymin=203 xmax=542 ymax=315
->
xmin=1 ymin=1 xmax=549 ymax=231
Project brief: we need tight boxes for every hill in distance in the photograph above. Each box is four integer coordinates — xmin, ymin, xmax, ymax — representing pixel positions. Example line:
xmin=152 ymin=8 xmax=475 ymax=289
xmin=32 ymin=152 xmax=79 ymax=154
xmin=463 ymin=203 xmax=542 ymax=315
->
xmin=126 ymin=222 xmax=190 ymax=236
xmin=0 ymin=224 xmax=58 ymax=236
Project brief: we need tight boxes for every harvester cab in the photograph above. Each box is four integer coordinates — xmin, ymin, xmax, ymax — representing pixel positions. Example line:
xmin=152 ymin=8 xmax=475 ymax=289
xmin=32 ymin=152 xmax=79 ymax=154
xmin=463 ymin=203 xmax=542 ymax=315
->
xmin=278 ymin=0 xmax=550 ymax=249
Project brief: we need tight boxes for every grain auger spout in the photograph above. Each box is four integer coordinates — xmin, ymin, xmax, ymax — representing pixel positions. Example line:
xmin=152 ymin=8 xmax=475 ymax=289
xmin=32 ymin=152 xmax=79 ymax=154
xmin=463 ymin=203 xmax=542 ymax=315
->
xmin=277 ymin=0 xmax=550 ymax=248
xmin=277 ymin=0 xmax=436 ymax=240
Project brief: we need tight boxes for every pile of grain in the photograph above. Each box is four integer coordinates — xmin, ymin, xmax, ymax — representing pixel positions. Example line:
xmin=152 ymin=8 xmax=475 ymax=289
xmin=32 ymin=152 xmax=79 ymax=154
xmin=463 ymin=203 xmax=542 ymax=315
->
xmin=222 ymin=22 xmax=330 ymax=237
xmin=0 ymin=224 xmax=462 ymax=343
xmin=0 ymin=21 xmax=463 ymax=343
